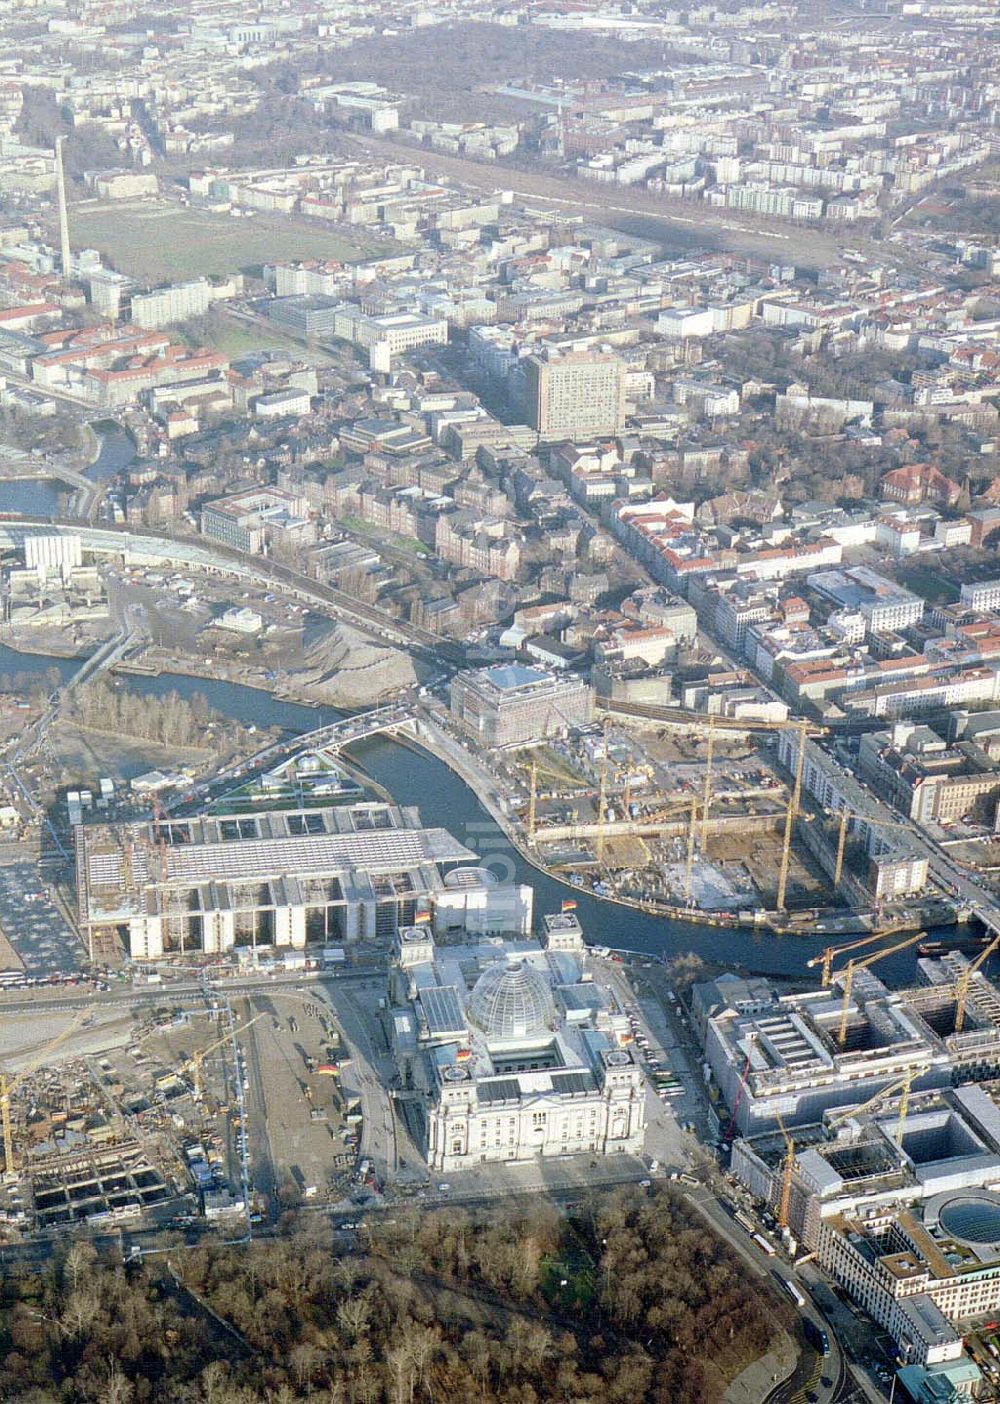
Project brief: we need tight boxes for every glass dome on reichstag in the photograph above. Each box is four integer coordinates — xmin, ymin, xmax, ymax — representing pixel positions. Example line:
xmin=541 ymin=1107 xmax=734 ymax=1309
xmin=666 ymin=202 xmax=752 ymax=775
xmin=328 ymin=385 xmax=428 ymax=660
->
xmin=468 ymin=959 xmax=555 ymax=1042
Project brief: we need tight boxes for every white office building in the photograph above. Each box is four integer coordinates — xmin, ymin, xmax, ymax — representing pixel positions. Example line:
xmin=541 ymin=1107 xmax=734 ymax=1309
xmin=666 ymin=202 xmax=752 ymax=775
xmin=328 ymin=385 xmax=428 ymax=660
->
xmin=75 ymin=804 xmax=482 ymax=960
xmin=961 ymin=580 xmax=1000 ymax=613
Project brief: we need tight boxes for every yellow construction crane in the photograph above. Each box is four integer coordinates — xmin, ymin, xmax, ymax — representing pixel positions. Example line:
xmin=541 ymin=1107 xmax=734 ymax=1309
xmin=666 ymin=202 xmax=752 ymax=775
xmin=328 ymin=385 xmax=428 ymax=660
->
xmin=684 ymin=794 xmax=701 ymax=904
xmin=527 ymin=755 xmax=538 ymax=841
xmin=828 ymin=808 xmax=918 ymax=888
xmin=835 ymin=930 xmax=926 ymax=1048
xmin=700 ymin=715 xmax=717 ymax=850
xmin=635 ymin=797 xmax=693 ymax=827
xmin=181 ymin=1011 xmax=265 ymax=1100
xmin=809 ymin=925 xmax=921 ymax=988
xmin=954 ymin=933 xmax=1000 ymax=1032
xmin=776 ymin=718 xmax=809 ymax=912
xmin=825 ymin=1064 xmax=931 ymax=1145
xmin=596 ymin=716 xmax=611 ymax=866
xmin=517 ymin=747 xmax=587 ymax=844
xmin=775 ymin=1110 xmax=796 ymax=1230
xmin=597 ymin=699 xmax=829 ymax=739
xmin=1 ymin=1008 xmax=88 ymax=1178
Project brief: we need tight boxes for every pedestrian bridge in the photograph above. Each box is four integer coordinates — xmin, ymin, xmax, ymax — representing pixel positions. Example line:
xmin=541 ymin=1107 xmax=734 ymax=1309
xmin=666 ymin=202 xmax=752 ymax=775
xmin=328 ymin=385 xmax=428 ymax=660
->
xmin=188 ymin=703 xmax=420 ymax=808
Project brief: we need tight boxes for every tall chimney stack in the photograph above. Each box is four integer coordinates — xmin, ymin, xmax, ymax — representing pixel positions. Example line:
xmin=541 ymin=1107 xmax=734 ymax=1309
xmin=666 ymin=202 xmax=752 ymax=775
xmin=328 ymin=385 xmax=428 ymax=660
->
xmin=54 ymin=135 xmax=71 ymax=279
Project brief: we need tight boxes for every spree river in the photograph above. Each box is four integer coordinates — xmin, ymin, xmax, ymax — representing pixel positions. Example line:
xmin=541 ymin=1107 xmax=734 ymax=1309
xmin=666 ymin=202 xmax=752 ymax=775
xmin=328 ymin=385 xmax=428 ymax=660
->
xmin=11 ymin=662 xmax=925 ymax=987
xmin=0 ymin=419 xmax=135 ymax=518
xmin=0 ymin=434 xmax=943 ymax=987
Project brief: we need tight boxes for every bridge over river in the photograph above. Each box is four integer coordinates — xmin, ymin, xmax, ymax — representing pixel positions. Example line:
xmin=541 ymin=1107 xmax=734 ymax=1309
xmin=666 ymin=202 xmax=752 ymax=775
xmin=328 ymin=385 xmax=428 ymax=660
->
xmin=178 ymin=703 xmax=420 ymax=811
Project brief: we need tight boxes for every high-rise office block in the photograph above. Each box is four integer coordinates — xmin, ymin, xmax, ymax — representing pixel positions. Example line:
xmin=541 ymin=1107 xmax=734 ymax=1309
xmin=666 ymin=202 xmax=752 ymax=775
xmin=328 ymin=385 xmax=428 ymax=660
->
xmin=523 ymin=349 xmax=626 ymax=441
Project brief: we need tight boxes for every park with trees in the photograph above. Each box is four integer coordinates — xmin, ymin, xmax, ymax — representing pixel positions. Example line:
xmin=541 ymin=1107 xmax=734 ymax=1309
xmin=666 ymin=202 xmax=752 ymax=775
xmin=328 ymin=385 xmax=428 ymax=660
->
xmin=0 ymin=1186 xmax=790 ymax=1403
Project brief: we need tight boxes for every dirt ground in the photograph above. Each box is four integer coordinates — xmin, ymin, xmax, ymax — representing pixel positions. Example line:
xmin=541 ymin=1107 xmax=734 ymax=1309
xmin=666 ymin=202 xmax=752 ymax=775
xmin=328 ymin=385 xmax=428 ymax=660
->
xmin=604 ymin=835 xmax=652 ymax=867
xmin=0 ymin=1004 xmax=136 ymax=1072
xmin=734 ymin=837 xmax=828 ymax=906
xmin=241 ymin=991 xmax=354 ymax=1200
xmin=45 ymin=721 xmax=214 ymax=787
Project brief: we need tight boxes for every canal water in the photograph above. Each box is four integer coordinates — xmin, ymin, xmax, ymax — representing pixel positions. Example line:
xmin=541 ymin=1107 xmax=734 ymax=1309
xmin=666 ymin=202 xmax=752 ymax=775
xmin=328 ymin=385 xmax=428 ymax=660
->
xmin=0 ymin=419 xmax=135 ymax=519
xmin=0 ymin=477 xmax=66 ymax=518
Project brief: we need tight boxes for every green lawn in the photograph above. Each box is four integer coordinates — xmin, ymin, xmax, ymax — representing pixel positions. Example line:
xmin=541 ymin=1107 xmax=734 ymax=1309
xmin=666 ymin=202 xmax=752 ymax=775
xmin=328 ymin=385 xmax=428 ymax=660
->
xmin=539 ymin=1248 xmax=597 ymax=1312
xmin=339 ymin=516 xmax=430 ymax=557
xmin=179 ymin=309 xmax=339 ymax=364
xmin=69 ymin=199 xmax=388 ymax=281
xmin=897 ymin=563 xmax=960 ymax=606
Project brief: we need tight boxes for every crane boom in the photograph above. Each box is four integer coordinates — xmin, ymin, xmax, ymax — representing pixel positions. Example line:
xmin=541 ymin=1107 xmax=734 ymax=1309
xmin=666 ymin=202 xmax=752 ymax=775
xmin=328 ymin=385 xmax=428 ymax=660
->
xmin=825 ymin=1064 xmax=931 ymax=1144
xmin=775 ymin=1111 xmax=795 ymax=1230
xmin=955 ymin=933 xmax=1000 ymax=1032
xmin=596 ymin=716 xmax=610 ymax=865
xmin=809 ymin=926 xmax=919 ymax=988
xmin=723 ymin=1047 xmax=753 ymax=1145
xmin=527 ymin=756 xmax=537 ymax=842
xmin=684 ymin=795 xmax=699 ymax=904
xmin=181 ymin=1011 xmax=265 ymax=1099
xmin=700 ymin=716 xmax=716 ymax=851
xmin=836 ymin=931 xmax=925 ymax=1048
xmin=776 ymin=719 xmax=808 ymax=912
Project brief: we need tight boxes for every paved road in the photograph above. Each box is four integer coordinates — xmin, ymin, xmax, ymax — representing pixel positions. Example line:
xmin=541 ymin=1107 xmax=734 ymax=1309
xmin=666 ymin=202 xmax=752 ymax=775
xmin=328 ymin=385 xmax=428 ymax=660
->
xmin=241 ymin=1005 xmax=278 ymax=1219
xmin=684 ymin=1185 xmax=847 ymax=1404
xmin=323 ymin=982 xmax=400 ymax=1182
xmin=0 ymin=967 xmax=384 ymax=1016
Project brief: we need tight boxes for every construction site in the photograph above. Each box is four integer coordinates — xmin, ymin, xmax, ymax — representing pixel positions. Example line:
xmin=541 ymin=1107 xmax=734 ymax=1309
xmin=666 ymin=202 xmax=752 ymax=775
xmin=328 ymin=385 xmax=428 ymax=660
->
xmin=0 ymin=984 xmax=358 ymax=1237
xmin=505 ymin=708 xmax=931 ymax=924
xmin=708 ymin=937 xmax=1000 ymax=1213
xmin=0 ymin=1006 xmax=187 ymax=1235
xmin=696 ymin=945 xmax=1000 ymax=1371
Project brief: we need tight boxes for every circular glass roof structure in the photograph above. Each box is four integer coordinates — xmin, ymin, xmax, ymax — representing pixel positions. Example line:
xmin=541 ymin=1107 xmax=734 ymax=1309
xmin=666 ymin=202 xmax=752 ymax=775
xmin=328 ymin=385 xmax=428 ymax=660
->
xmin=468 ymin=959 xmax=555 ymax=1042
xmin=938 ymin=1197 xmax=1000 ymax=1246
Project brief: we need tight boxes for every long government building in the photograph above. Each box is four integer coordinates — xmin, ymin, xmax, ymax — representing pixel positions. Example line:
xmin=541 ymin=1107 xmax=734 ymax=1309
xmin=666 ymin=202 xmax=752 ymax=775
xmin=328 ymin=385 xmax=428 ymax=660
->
xmin=75 ymin=803 xmax=533 ymax=960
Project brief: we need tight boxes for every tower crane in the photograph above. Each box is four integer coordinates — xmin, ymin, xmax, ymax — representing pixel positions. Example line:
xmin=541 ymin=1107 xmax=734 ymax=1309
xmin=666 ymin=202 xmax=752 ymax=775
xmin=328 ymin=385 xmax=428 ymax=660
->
xmin=825 ymin=1064 xmax=931 ymax=1146
xmin=773 ymin=1063 xmax=931 ymax=1223
xmin=527 ymin=755 xmax=537 ymax=842
xmin=684 ymin=794 xmax=700 ymax=904
xmin=1 ymin=1009 xmax=88 ymax=1178
xmin=954 ymin=932 xmax=1000 ymax=1032
xmin=516 ymin=750 xmax=584 ymax=843
xmin=809 ymin=925 xmax=921 ymax=989
xmin=776 ymin=718 xmax=809 ymax=912
xmin=723 ymin=1045 xmax=754 ymax=1145
xmin=700 ymin=715 xmax=716 ymax=851
xmin=635 ymin=797 xmax=695 ymax=827
xmin=596 ymin=716 xmax=611 ymax=866
xmin=151 ymin=794 xmax=169 ymax=880
xmin=827 ymin=808 xmax=920 ymax=889
xmin=834 ymin=930 xmax=926 ymax=1048
xmin=180 ymin=1011 xmax=265 ymax=1100
xmin=596 ymin=698 xmax=829 ymax=739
